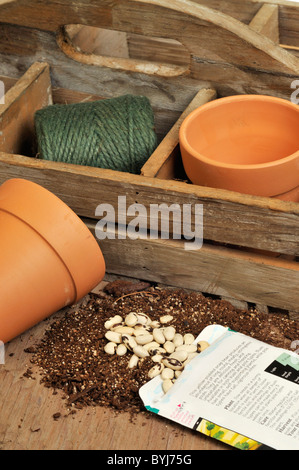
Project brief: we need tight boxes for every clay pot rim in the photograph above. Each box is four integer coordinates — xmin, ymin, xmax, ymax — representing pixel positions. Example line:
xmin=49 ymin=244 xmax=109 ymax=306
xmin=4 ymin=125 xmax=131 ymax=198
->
xmin=179 ymin=94 xmax=299 ymax=170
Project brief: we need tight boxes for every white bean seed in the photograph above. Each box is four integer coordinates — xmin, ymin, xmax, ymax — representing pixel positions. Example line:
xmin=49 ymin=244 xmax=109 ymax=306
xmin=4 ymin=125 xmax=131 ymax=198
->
xmin=153 ymin=328 xmax=166 ymax=344
xmin=125 ymin=312 xmax=139 ymax=327
xmin=164 ymin=326 xmax=176 ymax=341
xmin=133 ymin=345 xmax=149 ymax=358
xmin=151 ymin=354 xmax=164 ymax=363
xmin=184 ymin=333 xmax=195 ymax=345
xmin=104 ymin=342 xmax=117 ymax=355
xmin=162 ymin=357 xmax=184 ymax=371
xmin=149 ymin=346 xmax=166 ymax=355
xmin=160 ymin=315 xmax=174 ymax=324
xmin=135 ymin=334 xmax=154 ymax=345
xmin=175 ymin=344 xmax=197 ymax=353
xmin=133 ymin=326 xmax=150 ymax=336
xmin=136 ymin=313 xmax=151 ymax=325
xmin=161 ymin=368 xmax=174 ymax=380
xmin=143 ymin=341 xmax=160 ymax=351
xmin=116 ymin=344 xmax=127 ymax=356
xmin=104 ymin=315 xmax=123 ymax=329
xmin=164 ymin=341 xmax=175 ymax=354
xmin=113 ymin=326 xmax=134 ymax=335
xmin=162 ymin=379 xmax=174 ymax=393
xmin=197 ymin=340 xmax=210 ymax=353
xmin=105 ymin=331 xmax=122 ymax=343
xmin=148 ymin=363 xmax=164 ymax=379
xmin=128 ymin=354 xmax=139 ymax=369
xmin=173 ymin=333 xmax=184 ymax=347
xmin=122 ymin=334 xmax=137 ymax=351
xmin=170 ymin=350 xmax=188 ymax=362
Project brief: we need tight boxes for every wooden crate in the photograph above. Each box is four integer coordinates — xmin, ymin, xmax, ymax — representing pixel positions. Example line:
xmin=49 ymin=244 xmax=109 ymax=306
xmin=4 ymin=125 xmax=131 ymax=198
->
xmin=0 ymin=0 xmax=298 ymax=317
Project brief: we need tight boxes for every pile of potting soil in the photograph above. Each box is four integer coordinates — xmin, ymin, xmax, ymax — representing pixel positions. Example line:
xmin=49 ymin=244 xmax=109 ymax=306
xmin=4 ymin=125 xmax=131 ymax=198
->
xmin=24 ymin=280 xmax=299 ymax=415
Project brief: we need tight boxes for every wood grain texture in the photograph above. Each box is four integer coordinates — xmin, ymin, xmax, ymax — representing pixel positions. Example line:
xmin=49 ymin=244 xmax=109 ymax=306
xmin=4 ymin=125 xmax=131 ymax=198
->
xmin=0 ymin=63 xmax=52 ymax=156
xmin=0 ymin=0 xmax=298 ymax=103
xmin=141 ymin=88 xmax=217 ymax=178
xmin=87 ymin=224 xmax=299 ymax=312
xmin=249 ymin=4 xmax=279 ymax=43
xmin=0 ymin=152 xmax=298 ymax=256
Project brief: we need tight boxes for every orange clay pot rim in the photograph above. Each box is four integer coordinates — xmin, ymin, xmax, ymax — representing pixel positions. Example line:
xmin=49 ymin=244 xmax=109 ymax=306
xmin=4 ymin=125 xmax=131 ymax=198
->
xmin=179 ymin=94 xmax=299 ymax=170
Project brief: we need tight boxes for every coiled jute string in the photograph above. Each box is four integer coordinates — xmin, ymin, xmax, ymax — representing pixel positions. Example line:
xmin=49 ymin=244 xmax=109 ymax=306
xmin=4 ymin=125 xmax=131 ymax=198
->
xmin=34 ymin=94 xmax=158 ymax=174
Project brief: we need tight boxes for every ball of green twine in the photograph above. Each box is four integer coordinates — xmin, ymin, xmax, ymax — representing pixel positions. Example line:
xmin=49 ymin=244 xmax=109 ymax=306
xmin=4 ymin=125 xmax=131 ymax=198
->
xmin=34 ymin=94 xmax=158 ymax=174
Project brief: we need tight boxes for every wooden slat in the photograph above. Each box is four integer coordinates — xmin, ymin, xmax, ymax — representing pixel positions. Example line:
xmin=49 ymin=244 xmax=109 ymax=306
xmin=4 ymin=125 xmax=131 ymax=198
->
xmin=86 ymin=222 xmax=299 ymax=312
xmin=249 ymin=4 xmax=279 ymax=43
xmin=0 ymin=62 xmax=52 ymax=156
xmin=0 ymin=0 xmax=298 ymax=49
xmin=0 ymin=0 xmax=298 ymax=99
xmin=0 ymin=152 xmax=298 ymax=256
xmin=141 ymin=88 xmax=217 ymax=178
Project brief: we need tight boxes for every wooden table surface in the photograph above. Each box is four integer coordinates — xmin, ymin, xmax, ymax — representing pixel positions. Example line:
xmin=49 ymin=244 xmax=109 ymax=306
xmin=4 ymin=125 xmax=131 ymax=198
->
xmin=0 ymin=283 xmax=229 ymax=451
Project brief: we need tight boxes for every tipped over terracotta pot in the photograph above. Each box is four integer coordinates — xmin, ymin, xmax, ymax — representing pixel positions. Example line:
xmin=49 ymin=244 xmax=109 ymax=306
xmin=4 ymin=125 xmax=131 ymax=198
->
xmin=0 ymin=178 xmax=105 ymax=343
xmin=179 ymin=95 xmax=299 ymax=201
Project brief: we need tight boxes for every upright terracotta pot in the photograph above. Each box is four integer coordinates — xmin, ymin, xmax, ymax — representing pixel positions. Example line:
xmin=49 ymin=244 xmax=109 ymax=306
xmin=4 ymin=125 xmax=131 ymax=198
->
xmin=179 ymin=95 xmax=299 ymax=201
xmin=0 ymin=178 xmax=105 ymax=343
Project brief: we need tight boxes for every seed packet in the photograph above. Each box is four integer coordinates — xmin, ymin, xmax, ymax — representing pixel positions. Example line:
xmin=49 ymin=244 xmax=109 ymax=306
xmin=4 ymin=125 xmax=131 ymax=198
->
xmin=139 ymin=325 xmax=299 ymax=450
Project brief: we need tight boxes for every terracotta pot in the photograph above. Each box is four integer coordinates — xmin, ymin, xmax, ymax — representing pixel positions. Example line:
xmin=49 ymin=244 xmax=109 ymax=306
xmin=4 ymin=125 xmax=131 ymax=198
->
xmin=179 ymin=95 xmax=299 ymax=200
xmin=0 ymin=178 xmax=105 ymax=343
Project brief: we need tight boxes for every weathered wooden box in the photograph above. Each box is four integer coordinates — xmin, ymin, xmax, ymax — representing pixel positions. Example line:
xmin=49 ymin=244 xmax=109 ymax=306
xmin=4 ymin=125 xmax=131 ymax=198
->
xmin=0 ymin=0 xmax=298 ymax=316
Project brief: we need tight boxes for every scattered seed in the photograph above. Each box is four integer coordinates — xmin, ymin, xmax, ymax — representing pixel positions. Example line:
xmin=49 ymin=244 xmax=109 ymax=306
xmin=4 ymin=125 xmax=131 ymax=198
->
xmin=162 ymin=357 xmax=184 ymax=371
xmin=135 ymin=334 xmax=154 ymax=345
xmin=104 ymin=315 xmax=123 ymax=329
xmin=151 ymin=354 xmax=164 ymax=363
xmin=161 ymin=368 xmax=174 ymax=380
xmin=152 ymin=328 xmax=166 ymax=344
xmin=148 ymin=363 xmax=164 ymax=379
xmin=164 ymin=341 xmax=175 ymax=354
xmin=175 ymin=344 xmax=197 ymax=353
xmin=122 ymin=334 xmax=137 ymax=351
xmin=197 ymin=340 xmax=210 ymax=353
xmin=160 ymin=315 xmax=174 ymax=324
xmin=116 ymin=344 xmax=127 ymax=356
xmin=113 ymin=326 xmax=135 ymax=335
xmin=183 ymin=333 xmax=195 ymax=345
xmin=163 ymin=326 xmax=176 ymax=341
xmin=162 ymin=379 xmax=174 ymax=393
xmin=170 ymin=350 xmax=188 ymax=362
xmin=104 ymin=331 xmax=122 ymax=344
xmin=104 ymin=342 xmax=117 ymax=355
xmin=125 ymin=312 xmax=139 ymax=327
xmin=128 ymin=354 xmax=139 ymax=369
xmin=173 ymin=333 xmax=184 ymax=348
xmin=133 ymin=345 xmax=149 ymax=358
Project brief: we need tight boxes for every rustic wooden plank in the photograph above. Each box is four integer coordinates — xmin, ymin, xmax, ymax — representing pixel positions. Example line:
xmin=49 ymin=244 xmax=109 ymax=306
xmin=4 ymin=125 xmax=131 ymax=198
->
xmin=141 ymin=88 xmax=217 ymax=178
xmin=87 ymin=223 xmax=299 ymax=312
xmin=0 ymin=152 xmax=298 ymax=256
xmin=0 ymin=62 xmax=52 ymax=156
xmin=249 ymin=4 xmax=279 ymax=43
xmin=1 ymin=0 xmax=298 ymax=49
xmin=128 ymin=34 xmax=190 ymax=66
xmin=0 ymin=0 xmax=298 ymax=83
xmin=189 ymin=56 xmax=297 ymax=99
